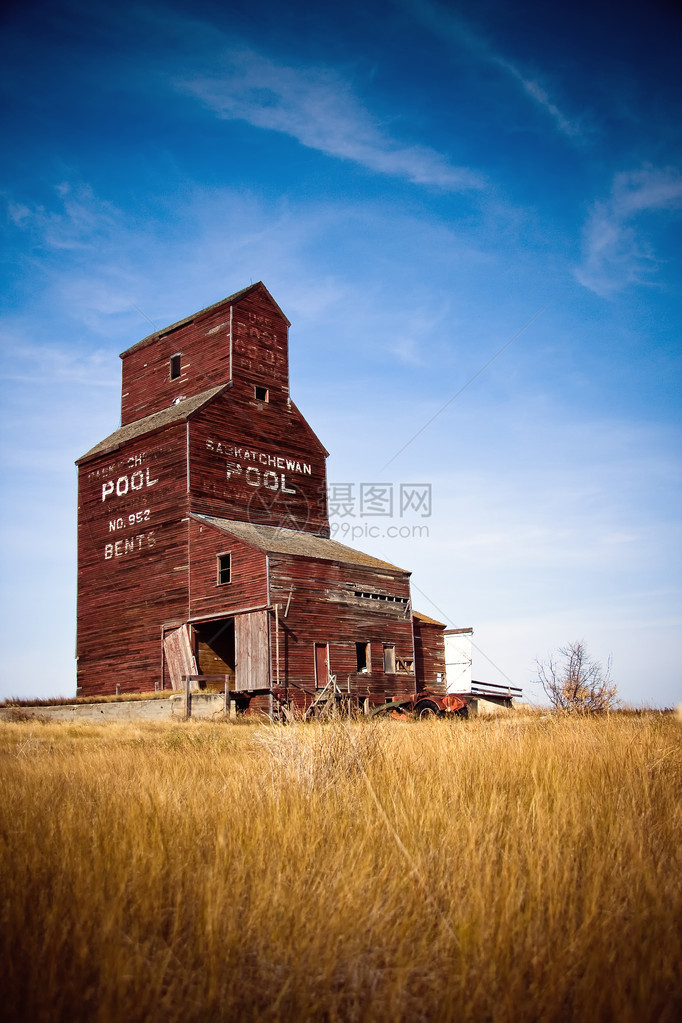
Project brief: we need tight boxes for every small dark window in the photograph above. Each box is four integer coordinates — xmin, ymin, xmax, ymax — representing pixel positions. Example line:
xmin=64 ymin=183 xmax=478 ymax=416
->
xmin=356 ymin=642 xmax=370 ymax=672
xmin=170 ymin=353 xmax=182 ymax=379
xmin=254 ymin=385 xmax=269 ymax=402
xmin=217 ymin=553 xmax=231 ymax=585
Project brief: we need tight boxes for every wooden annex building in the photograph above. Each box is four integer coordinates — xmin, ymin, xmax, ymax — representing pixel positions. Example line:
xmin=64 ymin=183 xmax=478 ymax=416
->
xmin=76 ymin=283 xmax=451 ymax=716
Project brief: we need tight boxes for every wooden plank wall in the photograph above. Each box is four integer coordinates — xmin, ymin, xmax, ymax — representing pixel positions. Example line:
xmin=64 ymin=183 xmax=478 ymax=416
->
xmin=163 ymin=625 xmax=198 ymax=690
xmin=189 ymin=394 xmax=329 ymax=535
xmin=413 ymin=619 xmax=447 ymax=694
xmin=188 ymin=518 xmax=268 ymax=619
xmin=268 ymin=554 xmax=416 ymax=708
xmin=120 ymin=309 xmax=231 ymax=426
xmin=76 ymin=425 xmax=189 ymax=695
xmin=120 ymin=284 xmax=290 ymax=426
xmin=231 ymin=287 xmax=290 ymax=397
xmin=234 ymin=611 xmax=270 ymax=691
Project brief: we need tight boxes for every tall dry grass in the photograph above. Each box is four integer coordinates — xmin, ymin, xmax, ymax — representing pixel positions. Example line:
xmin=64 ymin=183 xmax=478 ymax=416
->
xmin=0 ymin=712 xmax=680 ymax=1022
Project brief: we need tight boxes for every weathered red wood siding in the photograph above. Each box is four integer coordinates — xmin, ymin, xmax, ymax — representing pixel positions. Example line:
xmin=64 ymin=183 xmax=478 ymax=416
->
xmin=230 ymin=286 xmax=290 ymax=397
xmin=188 ymin=394 xmax=329 ymax=535
xmin=120 ymin=284 xmax=290 ymax=427
xmin=268 ymin=554 xmax=416 ymax=707
xmin=188 ymin=518 xmax=268 ymax=619
xmin=76 ymin=425 xmax=189 ymax=695
xmin=413 ymin=619 xmax=447 ymax=694
xmin=164 ymin=625 xmax=197 ymax=690
xmin=120 ymin=309 xmax=230 ymax=427
xmin=234 ymin=611 xmax=270 ymax=691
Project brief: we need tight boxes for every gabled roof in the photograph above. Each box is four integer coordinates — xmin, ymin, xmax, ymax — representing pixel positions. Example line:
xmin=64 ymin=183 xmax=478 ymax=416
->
xmin=120 ymin=282 xmax=290 ymax=357
xmin=76 ymin=384 xmax=227 ymax=464
xmin=193 ymin=514 xmax=409 ymax=574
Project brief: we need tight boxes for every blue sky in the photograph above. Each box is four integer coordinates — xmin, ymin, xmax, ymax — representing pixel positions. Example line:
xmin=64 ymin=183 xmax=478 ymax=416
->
xmin=1 ymin=0 xmax=680 ymax=706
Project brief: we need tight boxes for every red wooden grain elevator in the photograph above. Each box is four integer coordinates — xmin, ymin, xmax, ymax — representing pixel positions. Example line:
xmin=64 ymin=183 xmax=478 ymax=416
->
xmin=76 ymin=283 xmax=448 ymax=715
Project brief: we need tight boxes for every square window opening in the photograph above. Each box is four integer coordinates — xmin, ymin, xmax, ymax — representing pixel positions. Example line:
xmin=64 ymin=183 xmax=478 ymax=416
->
xmin=254 ymin=385 xmax=269 ymax=402
xmin=217 ymin=553 xmax=231 ymax=585
xmin=170 ymin=353 xmax=182 ymax=380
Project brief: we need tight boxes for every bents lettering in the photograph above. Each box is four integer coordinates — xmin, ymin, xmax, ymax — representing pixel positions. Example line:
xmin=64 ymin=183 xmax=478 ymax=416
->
xmin=104 ymin=531 xmax=156 ymax=559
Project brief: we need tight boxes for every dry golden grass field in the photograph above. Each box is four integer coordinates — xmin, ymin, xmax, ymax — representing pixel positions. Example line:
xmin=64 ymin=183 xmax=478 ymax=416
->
xmin=1 ymin=711 xmax=680 ymax=1022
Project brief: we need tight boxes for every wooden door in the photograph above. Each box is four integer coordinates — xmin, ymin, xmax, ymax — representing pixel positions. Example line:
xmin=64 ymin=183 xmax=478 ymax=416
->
xmin=234 ymin=611 xmax=270 ymax=691
xmin=164 ymin=625 xmax=198 ymax=690
xmin=314 ymin=643 xmax=330 ymax=688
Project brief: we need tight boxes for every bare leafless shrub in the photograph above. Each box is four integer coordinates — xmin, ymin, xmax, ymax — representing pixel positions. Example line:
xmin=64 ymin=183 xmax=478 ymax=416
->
xmin=535 ymin=639 xmax=618 ymax=712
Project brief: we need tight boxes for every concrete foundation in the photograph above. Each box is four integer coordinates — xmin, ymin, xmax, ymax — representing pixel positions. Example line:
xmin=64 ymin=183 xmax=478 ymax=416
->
xmin=0 ymin=693 xmax=229 ymax=723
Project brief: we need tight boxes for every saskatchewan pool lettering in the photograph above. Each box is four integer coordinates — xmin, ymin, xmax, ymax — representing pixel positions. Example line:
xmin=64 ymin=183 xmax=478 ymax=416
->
xmin=205 ymin=438 xmax=312 ymax=476
xmin=96 ymin=442 xmax=312 ymax=560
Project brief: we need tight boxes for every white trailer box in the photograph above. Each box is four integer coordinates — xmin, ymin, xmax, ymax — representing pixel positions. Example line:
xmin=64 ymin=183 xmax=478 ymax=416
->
xmin=444 ymin=627 xmax=473 ymax=694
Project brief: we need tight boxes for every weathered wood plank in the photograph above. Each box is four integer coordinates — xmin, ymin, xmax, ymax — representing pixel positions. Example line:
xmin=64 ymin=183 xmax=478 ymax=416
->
xmin=235 ymin=611 xmax=269 ymax=691
xmin=163 ymin=625 xmax=198 ymax=690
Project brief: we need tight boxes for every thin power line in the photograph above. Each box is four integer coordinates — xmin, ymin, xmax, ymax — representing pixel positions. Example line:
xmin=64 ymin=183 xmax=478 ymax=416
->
xmin=381 ymin=304 xmax=548 ymax=470
xmin=130 ymin=301 xmax=157 ymax=329
xmin=409 ymin=578 xmax=518 ymax=687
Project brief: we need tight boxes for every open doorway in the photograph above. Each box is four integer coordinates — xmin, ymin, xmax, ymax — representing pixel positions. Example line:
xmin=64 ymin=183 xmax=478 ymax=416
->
xmin=193 ymin=611 xmax=270 ymax=692
xmin=194 ymin=619 xmax=235 ymax=690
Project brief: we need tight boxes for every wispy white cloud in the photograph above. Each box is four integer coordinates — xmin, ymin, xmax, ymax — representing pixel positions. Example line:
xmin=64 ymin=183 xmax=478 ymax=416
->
xmin=0 ymin=332 xmax=117 ymax=388
xmin=387 ymin=337 xmax=424 ymax=365
xmin=384 ymin=300 xmax=453 ymax=365
xmin=5 ymin=182 xmax=120 ymax=251
xmin=494 ymin=58 xmax=582 ymax=138
xmin=4 ymin=181 xmax=169 ymax=335
xmin=178 ymin=48 xmax=483 ymax=191
xmin=396 ymin=0 xmax=583 ymax=138
xmin=575 ymin=166 xmax=682 ymax=295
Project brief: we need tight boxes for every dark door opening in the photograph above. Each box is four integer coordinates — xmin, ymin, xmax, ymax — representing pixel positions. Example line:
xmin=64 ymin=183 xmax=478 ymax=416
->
xmin=194 ymin=619 xmax=235 ymax=690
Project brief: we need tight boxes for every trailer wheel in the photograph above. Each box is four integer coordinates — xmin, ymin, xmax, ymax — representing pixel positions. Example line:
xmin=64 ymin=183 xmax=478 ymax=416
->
xmin=415 ymin=700 xmax=441 ymax=719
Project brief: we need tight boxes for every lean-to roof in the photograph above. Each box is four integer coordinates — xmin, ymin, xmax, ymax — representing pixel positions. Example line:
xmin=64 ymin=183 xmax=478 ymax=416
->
xmin=193 ymin=514 xmax=408 ymax=574
xmin=412 ymin=610 xmax=447 ymax=627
